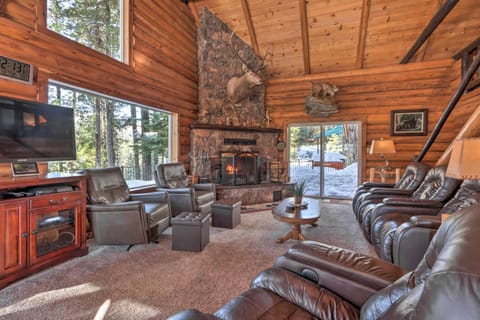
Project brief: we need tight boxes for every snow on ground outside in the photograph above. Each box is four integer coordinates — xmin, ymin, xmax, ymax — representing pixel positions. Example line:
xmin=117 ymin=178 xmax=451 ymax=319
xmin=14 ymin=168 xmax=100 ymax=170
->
xmin=290 ymin=161 xmax=358 ymax=198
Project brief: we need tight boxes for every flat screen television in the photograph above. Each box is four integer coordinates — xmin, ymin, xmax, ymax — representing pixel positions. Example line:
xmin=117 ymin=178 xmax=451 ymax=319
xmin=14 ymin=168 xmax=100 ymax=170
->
xmin=0 ymin=96 xmax=76 ymax=163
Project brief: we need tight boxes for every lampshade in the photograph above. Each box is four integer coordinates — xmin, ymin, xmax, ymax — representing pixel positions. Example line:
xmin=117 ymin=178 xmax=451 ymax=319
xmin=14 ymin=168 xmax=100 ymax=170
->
xmin=369 ymin=139 xmax=396 ymax=154
xmin=446 ymin=138 xmax=480 ymax=179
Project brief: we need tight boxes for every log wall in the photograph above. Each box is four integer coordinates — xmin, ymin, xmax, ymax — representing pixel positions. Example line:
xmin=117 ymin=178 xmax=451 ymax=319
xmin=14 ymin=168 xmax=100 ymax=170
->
xmin=266 ymin=59 xmax=479 ymax=182
xmin=0 ymin=0 xmax=197 ymax=171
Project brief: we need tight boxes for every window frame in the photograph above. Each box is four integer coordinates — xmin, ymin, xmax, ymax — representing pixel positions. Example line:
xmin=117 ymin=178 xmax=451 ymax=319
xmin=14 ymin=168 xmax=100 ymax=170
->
xmin=47 ymin=79 xmax=173 ymax=188
xmin=38 ymin=0 xmax=131 ymax=65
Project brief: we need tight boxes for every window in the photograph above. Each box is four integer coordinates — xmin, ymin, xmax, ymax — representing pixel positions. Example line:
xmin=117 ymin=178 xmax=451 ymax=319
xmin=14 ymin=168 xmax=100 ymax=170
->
xmin=46 ymin=0 xmax=127 ymax=62
xmin=48 ymin=81 xmax=172 ymax=188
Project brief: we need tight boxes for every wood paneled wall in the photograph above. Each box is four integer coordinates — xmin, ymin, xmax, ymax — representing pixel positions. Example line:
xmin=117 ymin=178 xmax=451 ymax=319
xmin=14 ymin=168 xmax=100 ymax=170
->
xmin=0 ymin=0 xmax=197 ymax=166
xmin=266 ymin=59 xmax=478 ymax=181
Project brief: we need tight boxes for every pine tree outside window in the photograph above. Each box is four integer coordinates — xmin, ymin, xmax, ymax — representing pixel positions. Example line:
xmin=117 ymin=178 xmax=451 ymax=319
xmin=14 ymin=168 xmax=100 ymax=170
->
xmin=46 ymin=0 xmax=127 ymax=62
xmin=47 ymin=81 xmax=172 ymax=188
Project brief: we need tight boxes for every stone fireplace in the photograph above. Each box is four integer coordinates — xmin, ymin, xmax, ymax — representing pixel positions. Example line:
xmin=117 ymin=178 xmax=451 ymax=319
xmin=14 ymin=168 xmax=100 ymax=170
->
xmin=189 ymin=8 xmax=293 ymax=204
xmin=190 ymin=124 xmax=281 ymax=184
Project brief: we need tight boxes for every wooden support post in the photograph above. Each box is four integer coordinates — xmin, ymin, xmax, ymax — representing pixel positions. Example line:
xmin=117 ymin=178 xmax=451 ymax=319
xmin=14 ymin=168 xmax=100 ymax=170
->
xmin=416 ymin=52 xmax=480 ymax=162
xmin=400 ymin=0 xmax=459 ymax=64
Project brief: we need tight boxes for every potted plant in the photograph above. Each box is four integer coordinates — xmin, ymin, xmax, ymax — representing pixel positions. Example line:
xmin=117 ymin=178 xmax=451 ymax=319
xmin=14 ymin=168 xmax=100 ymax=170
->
xmin=292 ymin=179 xmax=306 ymax=204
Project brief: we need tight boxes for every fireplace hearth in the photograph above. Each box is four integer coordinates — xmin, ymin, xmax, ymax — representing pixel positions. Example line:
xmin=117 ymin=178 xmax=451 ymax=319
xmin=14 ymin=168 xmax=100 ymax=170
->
xmin=190 ymin=124 xmax=282 ymax=184
xmin=220 ymin=152 xmax=268 ymax=185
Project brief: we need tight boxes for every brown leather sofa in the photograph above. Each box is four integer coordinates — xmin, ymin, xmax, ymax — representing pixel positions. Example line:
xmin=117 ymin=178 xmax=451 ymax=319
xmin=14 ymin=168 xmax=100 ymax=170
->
xmin=154 ymin=162 xmax=216 ymax=218
xmin=389 ymin=179 xmax=480 ymax=269
xmin=168 ymin=204 xmax=480 ymax=319
xmin=359 ymin=166 xmax=461 ymax=240
xmin=84 ymin=167 xmax=171 ymax=245
xmin=352 ymin=162 xmax=429 ymax=219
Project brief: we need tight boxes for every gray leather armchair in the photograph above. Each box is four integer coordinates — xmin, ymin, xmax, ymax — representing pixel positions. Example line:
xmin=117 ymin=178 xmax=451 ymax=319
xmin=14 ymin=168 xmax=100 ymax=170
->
xmin=154 ymin=162 xmax=216 ymax=218
xmin=84 ymin=167 xmax=171 ymax=245
xmin=169 ymin=204 xmax=480 ymax=320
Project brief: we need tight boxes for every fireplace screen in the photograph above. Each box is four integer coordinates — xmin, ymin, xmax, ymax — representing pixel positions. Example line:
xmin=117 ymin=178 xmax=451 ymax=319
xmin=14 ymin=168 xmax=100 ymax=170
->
xmin=221 ymin=152 xmax=260 ymax=185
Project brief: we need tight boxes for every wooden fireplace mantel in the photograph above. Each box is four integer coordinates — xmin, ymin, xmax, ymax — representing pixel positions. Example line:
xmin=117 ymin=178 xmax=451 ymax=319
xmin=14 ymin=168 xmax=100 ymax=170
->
xmin=190 ymin=123 xmax=282 ymax=133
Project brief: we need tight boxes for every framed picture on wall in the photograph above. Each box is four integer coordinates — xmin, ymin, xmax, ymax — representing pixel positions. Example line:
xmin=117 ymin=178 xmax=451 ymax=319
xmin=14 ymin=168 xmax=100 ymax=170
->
xmin=390 ymin=109 xmax=427 ymax=136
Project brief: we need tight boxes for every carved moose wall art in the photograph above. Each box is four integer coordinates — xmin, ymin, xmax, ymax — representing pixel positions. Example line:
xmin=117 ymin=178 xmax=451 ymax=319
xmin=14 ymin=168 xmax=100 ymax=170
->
xmin=305 ymin=82 xmax=340 ymax=117
xmin=226 ymin=32 xmax=267 ymax=105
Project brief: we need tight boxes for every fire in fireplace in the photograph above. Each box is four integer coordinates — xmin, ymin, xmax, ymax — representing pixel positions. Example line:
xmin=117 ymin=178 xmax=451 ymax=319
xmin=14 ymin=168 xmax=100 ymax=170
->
xmin=221 ymin=152 xmax=267 ymax=185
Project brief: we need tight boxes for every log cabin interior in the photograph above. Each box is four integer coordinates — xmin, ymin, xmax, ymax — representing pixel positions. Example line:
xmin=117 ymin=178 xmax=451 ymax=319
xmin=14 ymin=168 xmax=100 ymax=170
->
xmin=0 ymin=0 xmax=480 ymax=318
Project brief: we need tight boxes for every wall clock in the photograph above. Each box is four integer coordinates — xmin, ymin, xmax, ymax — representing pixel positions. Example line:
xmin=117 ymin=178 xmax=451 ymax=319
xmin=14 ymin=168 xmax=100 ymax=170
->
xmin=277 ymin=141 xmax=286 ymax=151
xmin=0 ymin=56 xmax=33 ymax=84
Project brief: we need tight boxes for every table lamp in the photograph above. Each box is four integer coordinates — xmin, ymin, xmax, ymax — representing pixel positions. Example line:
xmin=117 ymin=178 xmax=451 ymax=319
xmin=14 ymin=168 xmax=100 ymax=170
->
xmin=446 ymin=137 xmax=480 ymax=179
xmin=443 ymin=137 xmax=480 ymax=222
xmin=369 ymin=138 xmax=396 ymax=171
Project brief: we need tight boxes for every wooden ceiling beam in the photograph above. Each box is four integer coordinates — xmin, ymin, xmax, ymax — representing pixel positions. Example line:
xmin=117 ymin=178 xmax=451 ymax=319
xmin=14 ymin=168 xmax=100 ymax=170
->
xmin=299 ymin=0 xmax=311 ymax=74
xmin=240 ymin=0 xmax=259 ymax=55
xmin=356 ymin=0 xmax=371 ymax=69
xmin=415 ymin=0 xmax=444 ymax=62
xmin=187 ymin=1 xmax=200 ymax=27
xmin=0 ymin=0 xmax=8 ymax=16
xmin=400 ymin=0 xmax=459 ymax=64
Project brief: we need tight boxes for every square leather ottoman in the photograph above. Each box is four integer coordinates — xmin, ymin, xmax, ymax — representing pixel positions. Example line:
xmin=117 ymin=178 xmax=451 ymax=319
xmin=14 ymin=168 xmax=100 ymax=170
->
xmin=211 ymin=200 xmax=242 ymax=229
xmin=171 ymin=212 xmax=210 ymax=252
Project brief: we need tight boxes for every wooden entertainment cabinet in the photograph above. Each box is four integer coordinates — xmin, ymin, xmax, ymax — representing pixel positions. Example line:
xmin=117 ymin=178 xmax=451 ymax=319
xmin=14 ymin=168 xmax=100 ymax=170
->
xmin=0 ymin=173 xmax=88 ymax=289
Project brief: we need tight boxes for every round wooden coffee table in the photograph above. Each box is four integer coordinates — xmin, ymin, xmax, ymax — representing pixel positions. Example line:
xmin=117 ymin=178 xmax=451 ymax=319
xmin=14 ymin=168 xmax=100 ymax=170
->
xmin=272 ymin=197 xmax=321 ymax=243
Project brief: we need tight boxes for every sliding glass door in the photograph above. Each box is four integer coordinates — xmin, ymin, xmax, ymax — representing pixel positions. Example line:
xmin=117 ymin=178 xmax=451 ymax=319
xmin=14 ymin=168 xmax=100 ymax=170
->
xmin=288 ymin=122 xmax=361 ymax=199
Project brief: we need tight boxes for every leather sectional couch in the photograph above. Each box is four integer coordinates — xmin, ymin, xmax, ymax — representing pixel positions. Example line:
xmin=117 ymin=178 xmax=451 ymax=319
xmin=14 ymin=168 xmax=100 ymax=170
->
xmin=168 ymin=204 xmax=480 ymax=319
xmin=352 ymin=161 xmax=429 ymax=218
xmin=358 ymin=165 xmax=461 ymax=241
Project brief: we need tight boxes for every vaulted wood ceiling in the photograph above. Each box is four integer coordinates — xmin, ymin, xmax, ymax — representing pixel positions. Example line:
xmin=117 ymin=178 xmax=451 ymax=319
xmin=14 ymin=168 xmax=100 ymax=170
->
xmin=188 ymin=0 xmax=479 ymax=79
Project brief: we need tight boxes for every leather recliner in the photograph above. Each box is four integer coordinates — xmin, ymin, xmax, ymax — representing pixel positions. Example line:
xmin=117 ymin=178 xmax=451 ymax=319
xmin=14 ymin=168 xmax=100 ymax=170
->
xmin=168 ymin=204 xmax=480 ymax=320
xmin=352 ymin=162 xmax=429 ymax=220
xmin=359 ymin=165 xmax=461 ymax=241
xmin=389 ymin=179 xmax=480 ymax=269
xmin=84 ymin=167 xmax=171 ymax=245
xmin=367 ymin=168 xmax=462 ymax=259
xmin=154 ymin=162 xmax=216 ymax=218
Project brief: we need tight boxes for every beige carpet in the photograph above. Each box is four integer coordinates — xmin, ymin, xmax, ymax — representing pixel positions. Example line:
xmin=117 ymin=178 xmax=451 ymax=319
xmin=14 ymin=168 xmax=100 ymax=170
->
xmin=0 ymin=202 xmax=374 ymax=320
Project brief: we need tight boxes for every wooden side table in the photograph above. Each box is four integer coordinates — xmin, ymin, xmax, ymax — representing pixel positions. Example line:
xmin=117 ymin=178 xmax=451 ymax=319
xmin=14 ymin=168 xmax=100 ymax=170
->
xmin=369 ymin=168 xmax=401 ymax=183
xmin=272 ymin=197 xmax=321 ymax=243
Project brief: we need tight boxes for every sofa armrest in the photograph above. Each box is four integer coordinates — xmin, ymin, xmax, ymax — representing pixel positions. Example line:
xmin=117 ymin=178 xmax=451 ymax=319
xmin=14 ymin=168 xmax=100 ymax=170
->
xmin=246 ymin=268 xmax=360 ymax=318
xmin=167 ymin=191 xmax=195 ymax=217
xmin=369 ymin=188 xmax=413 ymax=196
xmin=361 ymin=182 xmax=395 ymax=189
xmin=157 ymin=187 xmax=191 ymax=194
xmin=382 ymin=198 xmax=444 ymax=208
xmin=370 ymin=202 xmax=441 ymax=227
xmin=274 ymin=241 xmax=406 ymax=307
xmin=411 ymin=215 xmax=442 ymax=228
xmin=86 ymin=202 xmax=148 ymax=244
xmin=87 ymin=201 xmax=143 ymax=212
xmin=393 ymin=218 xmax=440 ymax=270
xmin=167 ymin=309 xmax=219 ymax=320
xmin=130 ymin=191 xmax=168 ymax=203
xmin=193 ymin=183 xmax=216 ymax=193
xmin=362 ymin=192 xmax=410 ymax=204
